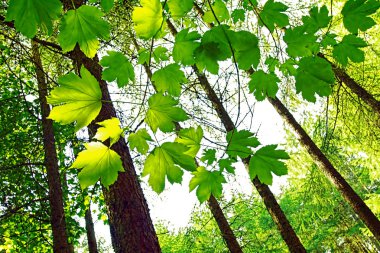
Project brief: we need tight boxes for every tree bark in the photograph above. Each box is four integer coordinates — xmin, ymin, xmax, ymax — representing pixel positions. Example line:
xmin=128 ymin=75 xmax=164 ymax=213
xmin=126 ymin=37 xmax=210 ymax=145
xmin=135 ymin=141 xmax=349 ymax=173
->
xmin=268 ymin=96 xmax=380 ymax=241
xmin=85 ymin=206 xmax=99 ymax=253
xmin=32 ymin=41 xmax=73 ymax=253
xmin=318 ymin=53 xmax=380 ymax=116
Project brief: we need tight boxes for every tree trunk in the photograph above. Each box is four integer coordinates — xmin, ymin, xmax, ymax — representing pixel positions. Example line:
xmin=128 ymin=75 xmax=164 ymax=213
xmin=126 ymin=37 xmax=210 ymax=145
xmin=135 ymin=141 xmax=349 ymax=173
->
xmin=85 ymin=206 xmax=99 ymax=253
xmin=318 ymin=53 xmax=380 ymax=116
xmin=32 ymin=41 xmax=73 ymax=253
xmin=268 ymin=96 xmax=380 ymax=241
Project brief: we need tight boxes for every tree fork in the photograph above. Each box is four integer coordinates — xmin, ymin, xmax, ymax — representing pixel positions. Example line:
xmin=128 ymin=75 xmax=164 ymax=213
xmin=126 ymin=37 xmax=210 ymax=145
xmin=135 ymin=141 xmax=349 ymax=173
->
xmin=31 ymin=41 xmax=73 ymax=253
xmin=268 ymin=96 xmax=380 ymax=241
xmin=132 ymin=36 xmax=243 ymax=253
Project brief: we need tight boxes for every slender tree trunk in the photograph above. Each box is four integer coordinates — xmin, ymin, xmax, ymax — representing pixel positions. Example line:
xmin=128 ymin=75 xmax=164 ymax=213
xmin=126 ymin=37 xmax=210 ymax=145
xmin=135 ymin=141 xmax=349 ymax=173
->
xmin=318 ymin=53 xmax=380 ymax=116
xmin=132 ymin=36 xmax=243 ymax=252
xmin=60 ymin=1 xmax=161 ymax=252
xmin=85 ymin=206 xmax=99 ymax=253
xmin=32 ymin=41 xmax=73 ymax=252
xmin=268 ymin=96 xmax=380 ymax=241
xmin=165 ymin=18 xmax=305 ymax=251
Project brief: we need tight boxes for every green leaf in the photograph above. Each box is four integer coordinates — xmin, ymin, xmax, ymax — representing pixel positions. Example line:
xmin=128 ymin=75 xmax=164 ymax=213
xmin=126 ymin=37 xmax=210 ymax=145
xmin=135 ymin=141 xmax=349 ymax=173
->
xmin=249 ymin=144 xmax=289 ymax=185
xmin=283 ymin=26 xmax=319 ymax=57
xmin=201 ymin=149 xmax=217 ymax=165
xmin=333 ymin=35 xmax=367 ymax=67
xmin=219 ymin=158 xmax=235 ymax=174
xmin=153 ymin=46 xmax=169 ymax=62
xmin=189 ymin=167 xmax=226 ymax=203
xmin=71 ymin=142 xmax=124 ymax=189
xmin=47 ymin=66 xmax=102 ymax=131
xmin=248 ymin=70 xmax=279 ymax=101
xmin=203 ymin=0 xmax=230 ymax=23
xmin=145 ymin=93 xmax=188 ymax=133
xmin=295 ymin=56 xmax=335 ymax=102
xmin=137 ymin=48 xmax=150 ymax=64
xmin=142 ymin=142 xmax=196 ymax=193
xmin=259 ymin=0 xmax=289 ymax=32
xmin=173 ymin=29 xmax=201 ymax=66
xmin=58 ymin=6 xmax=110 ymax=58
xmin=341 ymin=0 xmax=380 ymax=33
xmin=5 ymin=0 xmax=62 ymax=38
xmin=100 ymin=51 xmax=135 ymax=87
xmin=226 ymin=129 xmax=260 ymax=159
xmin=265 ymin=57 xmax=280 ymax=72
xmin=230 ymin=31 xmax=260 ymax=70
xmin=128 ymin=128 xmax=152 ymax=154
xmin=302 ymin=6 xmax=331 ymax=33
xmin=175 ymin=126 xmax=203 ymax=157
xmin=94 ymin=117 xmax=123 ymax=146
xmin=279 ymin=59 xmax=297 ymax=76
xmin=101 ymin=0 xmax=114 ymax=12
xmin=151 ymin=64 xmax=188 ymax=96
xmin=132 ymin=0 xmax=164 ymax=39
xmin=321 ymin=33 xmax=337 ymax=48
xmin=231 ymin=9 xmax=245 ymax=23
xmin=168 ymin=0 xmax=193 ymax=19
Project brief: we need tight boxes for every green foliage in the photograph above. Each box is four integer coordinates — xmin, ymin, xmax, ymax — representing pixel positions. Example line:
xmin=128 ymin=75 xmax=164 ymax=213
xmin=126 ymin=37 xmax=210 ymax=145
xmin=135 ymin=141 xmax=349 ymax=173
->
xmin=145 ymin=93 xmax=188 ymax=133
xmin=341 ymin=0 xmax=380 ymax=33
xmin=189 ymin=167 xmax=226 ymax=203
xmin=249 ymin=70 xmax=279 ymax=101
xmin=249 ymin=144 xmax=289 ymax=185
xmin=295 ymin=56 xmax=335 ymax=102
xmin=218 ymin=158 xmax=235 ymax=174
xmin=175 ymin=126 xmax=203 ymax=157
xmin=128 ymin=128 xmax=152 ymax=154
xmin=201 ymin=149 xmax=217 ymax=165
xmin=333 ymin=35 xmax=367 ymax=66
xmin=226 ymin=129 xmax=260 ymax=159
xmin=230 ymin=31 xmax=260 ymax=70
xmin=283 ymin=27 xmax=318 ymax=57
xmin=101 ymin=0 xmax=114 ymax=12
xmin=5 ymin=0 xmax=62 ymax=38
xmin=142 ymin=142 xmax=195 ymax=193
xmin=58 ymin=5 xmax=110 ymax=58
xmin=301 ymin=6 xmax=331 ymax=33
xmin=132 ymin=0 xmax=164 ymax=39
xmin=47 ymin=67 xmax=102 ymax=131
xmin=94 ymin=117 xmax=123 ymax=146
xmin=231 ymin=9 xmax=245 ymax=23
xmin=259 ymin=0 xmax=289 ymax=32
xmin=173 ymin=29 xmax=201 ymax=66
xmin=203 ymin=0 xmax=230 ymax=23
xmin=100 ymin=51 xmax=135 ymax=87
xmin=72 ymin=142 xmax=124 ymax=189
xmin=152 ymin=63 xmax=188 ymax=96
xmin=168 ymin=0 xmax=193 ymax=19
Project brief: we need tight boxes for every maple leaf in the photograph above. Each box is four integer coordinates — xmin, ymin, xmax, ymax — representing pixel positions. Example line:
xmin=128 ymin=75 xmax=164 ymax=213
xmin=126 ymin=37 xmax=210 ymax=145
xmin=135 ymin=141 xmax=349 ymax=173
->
xmin=218 ymin=158 xmax=235 ymax=174
xmin=168 ymin=0 xmax=193 ymax=19
xmin=259 ymin=0 xmax=289 ymax=32
xmin=295 ymin=56 xmax=335 ymax=102
xmin=302 ymin=5 xmax=331 ymax=33
xmin=58 ymin=5 xmax=110 ymax=58
xmin=189 ymin=167 xmax=226 ymax=203
xmin=132 ymin=0 xmax=164 ymax=39
xmin=72 ymin=142 xmax=124 ymax=189
xmin=151 ymin=64 xmax=188 ymax=97
xmin=173 ymin=29 xmax=201 ymax=66
xmin=5 ymin=0 xmax=62 ymax=38
xmin=283 ymin=27 xmax=319 ymax=57
xmin=201 ymin=149 xmax=217 ymax=165
xmin=94 ymin=117 xmax=123 ymax=146
xmin=175 ymin=126 xmax=203 ymax=157
xmin=341 ymin=0 xmax=380 ymax=34
xmin=226 ymin=129 xmax=260 ymax=159
xmin=100 ymin=51 xmax=135 ymax=87
xmin=47 ymin=67 xmax=102 ymax=131
xmin=230 ymin=31 xmax=260 ymax=70
xmin=333 ymin=35 xmax=367 ymax=67
xmin=145 ymin=93 xmax=188 ymax=133
xmin=203 ymin=0 xmax=230 ymax=23
xmin=249 ymin=145 xmax=289 ymax=185
xmin=249 ymin=70 xmax=279 ymax=101
xmin=128 ymin=128 xmax=152 ymax=154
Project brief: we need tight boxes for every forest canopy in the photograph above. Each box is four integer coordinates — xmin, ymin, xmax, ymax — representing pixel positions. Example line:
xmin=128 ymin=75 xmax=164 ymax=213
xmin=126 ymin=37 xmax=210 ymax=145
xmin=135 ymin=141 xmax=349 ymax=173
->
xmin=0 ymin=0 xmax=379 ymax=252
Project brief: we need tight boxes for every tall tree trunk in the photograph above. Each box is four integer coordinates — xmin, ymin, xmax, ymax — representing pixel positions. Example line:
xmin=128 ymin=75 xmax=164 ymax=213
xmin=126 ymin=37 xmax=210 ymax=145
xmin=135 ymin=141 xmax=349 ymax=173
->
xmin=60 ymin=1 xmax=161 ymax=252
xmin=85 ymin=206 xmax=99 ymax=253
xmin=268 ymin=96 xmax=380 ymax=241
xmin=32 ymin=41 xmax=73 ymax=253
xmin=318 ymin=53 xmax=380 ymax=116
xmin=133 ymin=36 xmax=243 ymax=252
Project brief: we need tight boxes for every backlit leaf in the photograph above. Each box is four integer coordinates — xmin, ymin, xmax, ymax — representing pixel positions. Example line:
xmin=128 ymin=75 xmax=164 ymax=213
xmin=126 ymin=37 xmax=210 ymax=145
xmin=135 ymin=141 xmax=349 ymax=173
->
xmin=152 ymin=64 xmax=188 ymax=96
xmin=175 ymin=126 xmax=203 ymax=157
xmin=94 ymin=117 xmax=123 ymax=146
xmin=248 ymin=70 xmax=279 ymax=101
xmin=341 ymin=0 xmax=380 ymax=33
xmin=259 ymin=0 xmax=289 ymax=32
xmin=226 ymin=129 xmax=260 ymax=159
xmin=203 ymin=0 xmax=230 ymax=23
xmin=100 ymin=51 xmax=135 ymax=87
xmin=173 ymin=29 xmax=201 ymax=66
xmin=132 ymin=0 xmax=164 ymax=39
xmin=333 ymin=35 xmax=367 ymax=66
xmin=168 ymin=0 xmax=193 ymax=19
xmin=128 ymin=128 xmax=152 ymax=154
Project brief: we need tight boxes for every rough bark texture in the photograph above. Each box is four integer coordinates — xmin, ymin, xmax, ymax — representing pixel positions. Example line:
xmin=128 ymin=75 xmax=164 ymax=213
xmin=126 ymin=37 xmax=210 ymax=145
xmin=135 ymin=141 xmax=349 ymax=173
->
xmin=85 ymin=207 xmax=99 ymax=253
xmin=32 ymin=42 xmax=73 ymax=253
xmin=268 ymin=96 xmax=380 ymax=241
xmin=318 ymin=53 xmax=380 ymax=116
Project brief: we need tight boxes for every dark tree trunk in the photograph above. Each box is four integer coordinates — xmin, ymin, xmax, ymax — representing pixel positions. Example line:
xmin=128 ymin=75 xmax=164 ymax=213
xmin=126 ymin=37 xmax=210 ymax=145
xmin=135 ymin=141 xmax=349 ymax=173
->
xmin=32 ymin=42 xmax=73 ymax=253
xmin=268 ymin=96 xmax=380 ymax=241
xmin=318 ymin=53 xmax=380 ymax=116
xmin=85 ymin=207 xmax=99 ymax=253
